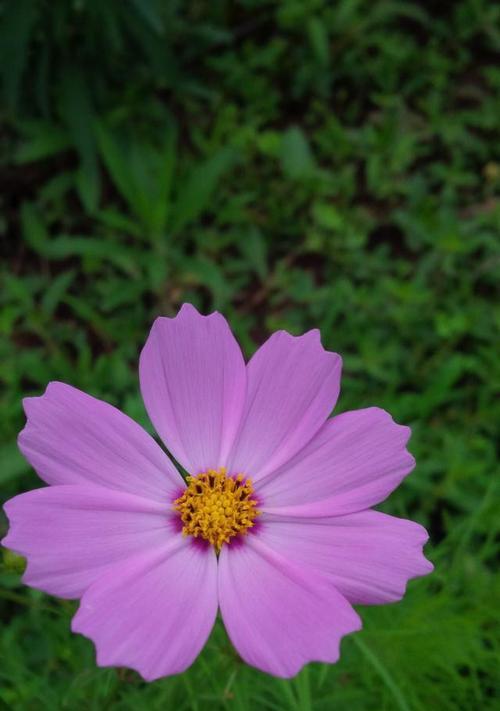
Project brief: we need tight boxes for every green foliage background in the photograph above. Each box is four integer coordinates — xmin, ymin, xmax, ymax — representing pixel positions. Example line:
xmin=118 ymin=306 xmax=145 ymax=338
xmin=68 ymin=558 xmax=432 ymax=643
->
xmin=1 ymin=1 xmax=499 ymax=708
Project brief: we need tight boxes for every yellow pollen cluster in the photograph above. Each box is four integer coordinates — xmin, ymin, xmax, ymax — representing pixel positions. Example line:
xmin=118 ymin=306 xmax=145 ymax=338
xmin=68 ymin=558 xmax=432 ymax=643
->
xmin=173 ymin=467 xmax=260 ymax=552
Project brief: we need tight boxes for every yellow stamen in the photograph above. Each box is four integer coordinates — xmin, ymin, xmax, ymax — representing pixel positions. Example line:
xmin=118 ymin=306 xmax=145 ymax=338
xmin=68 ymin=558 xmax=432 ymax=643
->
xmin=173 ymin=467 xmax=260 ymax=552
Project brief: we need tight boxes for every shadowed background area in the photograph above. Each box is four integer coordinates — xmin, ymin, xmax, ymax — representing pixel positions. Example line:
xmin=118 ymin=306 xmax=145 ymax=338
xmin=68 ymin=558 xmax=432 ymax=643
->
xmin=1 ymin=1 xmax=499 ymax=709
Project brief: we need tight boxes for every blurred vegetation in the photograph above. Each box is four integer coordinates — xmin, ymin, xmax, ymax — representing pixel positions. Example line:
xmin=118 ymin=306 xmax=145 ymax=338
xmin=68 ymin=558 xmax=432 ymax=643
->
xmin=1 ymin=0 xmax=499 ymax=709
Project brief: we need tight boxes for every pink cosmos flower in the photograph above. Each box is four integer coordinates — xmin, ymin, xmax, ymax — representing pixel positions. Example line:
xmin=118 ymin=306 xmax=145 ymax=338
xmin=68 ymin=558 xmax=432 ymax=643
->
xmin=2 ymin=304 xmax=432 ymax=680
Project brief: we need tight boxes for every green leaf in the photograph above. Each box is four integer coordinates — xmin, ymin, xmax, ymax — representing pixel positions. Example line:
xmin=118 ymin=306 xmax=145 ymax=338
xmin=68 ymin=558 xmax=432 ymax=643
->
xmin=95 ymin=118 xmax=177 ymax=235
xmin=20 ymin=203 xmax=49 ymax=253
xmin=0 ymin=0 xmax=37 ymax=111
xmin=312 ymin=202 xmax=344 ymax=230
xmin=15 ymin=122 xmax=71 ymax=164
xmin=58 ymin=66 xmax=100 ymax=212
xmin=40 ymin=270 xmax=76 ymax=316
xmin=280 ymin=127 xmax=315 ymax=179
xmin=307 ymin=17 xmax=329 ymax=66
xmin=38 ymin=236 xmax=140 ymax=275
xmin=0 ymin=442 xmax=28 ymax=484
xmin=128 ymin=0 xmax=165 ymax=35
xmin=95 ymin=121 xmax=136 ymax=209
xmin=171 ymin=147 xmax=236 ymax=233
xmin=238 ymin=226 xmax=268 ymax=280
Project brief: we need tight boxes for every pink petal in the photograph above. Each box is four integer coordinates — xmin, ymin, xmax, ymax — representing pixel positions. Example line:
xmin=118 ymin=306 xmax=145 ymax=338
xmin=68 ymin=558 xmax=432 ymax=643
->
xmin=2 ymin=484 xmax=178 ymax=598
xmin=227 ymin=329 xmax=342 ymax=481
xmin=259 ymin=510 xmax=433 ymax=605
xmin=18 ymin=382 xmax=183 ymax=501
xmin=72 ymin=538 xmax=218 ymax=680
xmin=218 ymin=535 xmax=361 ymax=677
xmin=139 ymin=304 xmax=246 ymax=474
xmin=257 ymin=407 xmax=415 ymax=516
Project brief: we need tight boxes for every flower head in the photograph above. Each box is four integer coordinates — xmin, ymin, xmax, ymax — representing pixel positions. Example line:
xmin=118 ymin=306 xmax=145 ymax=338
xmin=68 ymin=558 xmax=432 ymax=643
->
xmin=173 ymin=468 xmax=260 ymax=551
xmin=2 ymin=304 xmax=433 ymax=679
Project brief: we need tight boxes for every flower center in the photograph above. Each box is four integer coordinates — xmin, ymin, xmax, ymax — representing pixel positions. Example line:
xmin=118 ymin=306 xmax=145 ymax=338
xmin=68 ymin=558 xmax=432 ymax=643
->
xmin=173 ymin=467 xmax=260 ymax=552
